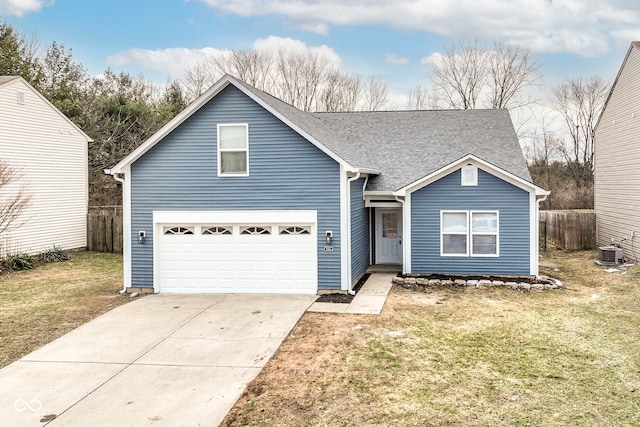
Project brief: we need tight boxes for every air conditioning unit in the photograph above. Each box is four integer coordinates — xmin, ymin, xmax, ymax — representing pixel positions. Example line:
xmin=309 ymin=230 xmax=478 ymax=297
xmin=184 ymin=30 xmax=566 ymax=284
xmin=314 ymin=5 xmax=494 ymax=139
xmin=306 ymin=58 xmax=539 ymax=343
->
xmin=597 ymin=246 xmax=624 ymax=265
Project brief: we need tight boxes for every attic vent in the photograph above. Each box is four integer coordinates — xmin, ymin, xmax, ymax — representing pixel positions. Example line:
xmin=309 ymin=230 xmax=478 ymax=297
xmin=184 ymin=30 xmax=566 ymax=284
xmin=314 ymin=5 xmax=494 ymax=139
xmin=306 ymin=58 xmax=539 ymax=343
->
xmin=17 ymin=91 xmax=25 ymax=104
xmin=461 ymin=164 xmax=478 ymax=186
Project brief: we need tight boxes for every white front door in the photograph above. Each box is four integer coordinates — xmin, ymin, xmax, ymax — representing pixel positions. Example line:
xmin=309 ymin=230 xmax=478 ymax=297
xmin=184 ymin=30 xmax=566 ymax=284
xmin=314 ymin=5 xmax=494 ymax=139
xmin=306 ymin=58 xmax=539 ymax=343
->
xmin=376 ymin=209 xmax=402 ymax=264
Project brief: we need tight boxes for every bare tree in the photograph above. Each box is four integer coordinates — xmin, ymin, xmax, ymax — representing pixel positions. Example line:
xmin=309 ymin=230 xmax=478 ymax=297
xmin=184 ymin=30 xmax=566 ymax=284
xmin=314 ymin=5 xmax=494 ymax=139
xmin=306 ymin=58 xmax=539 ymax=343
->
xmin=406 ymin=85 xmax=432 ymax=110
xmin=428 ymin=40 xmax=540 ymax=110
xmin=551 ymin=75 xmax=609 ymax=182
xmin=359 ymin=74 xmax=389 ymax=111
xmin=0 ymin=161 xmax=29 ymax=237
xmin=429 ymin=40 xmax=488 ymax=109
xmin=181 ymin=47 xmax=392 ymax=113
xmin=487 ymin=41 xmax=541 ymax=108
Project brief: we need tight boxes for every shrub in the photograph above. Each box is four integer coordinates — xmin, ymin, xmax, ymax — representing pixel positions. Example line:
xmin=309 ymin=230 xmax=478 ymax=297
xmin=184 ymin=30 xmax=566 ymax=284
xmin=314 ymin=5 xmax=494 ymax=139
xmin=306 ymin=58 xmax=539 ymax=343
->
xmin=5 ymin=252 xmax=35 ymax=271
xmin=39 ymin=245 xmax=70 ymax=263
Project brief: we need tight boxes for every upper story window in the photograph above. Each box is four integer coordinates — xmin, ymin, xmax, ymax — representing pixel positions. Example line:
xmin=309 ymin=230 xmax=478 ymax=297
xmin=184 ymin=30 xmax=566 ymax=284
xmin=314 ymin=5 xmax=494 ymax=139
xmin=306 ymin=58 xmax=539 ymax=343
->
xmin=218 ymin=124 xmax=248 ymax=176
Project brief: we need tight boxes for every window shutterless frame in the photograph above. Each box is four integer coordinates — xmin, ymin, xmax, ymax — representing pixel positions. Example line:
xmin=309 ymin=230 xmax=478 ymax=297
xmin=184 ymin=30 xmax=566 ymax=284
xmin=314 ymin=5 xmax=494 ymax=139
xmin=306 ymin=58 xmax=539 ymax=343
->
xmin=440 ymin=210 xmax=499 ymax=257
xmin=217 ymin=123 xmax=249 ymax=176
xmin=470 ymin=211 xmax=499 ymax=257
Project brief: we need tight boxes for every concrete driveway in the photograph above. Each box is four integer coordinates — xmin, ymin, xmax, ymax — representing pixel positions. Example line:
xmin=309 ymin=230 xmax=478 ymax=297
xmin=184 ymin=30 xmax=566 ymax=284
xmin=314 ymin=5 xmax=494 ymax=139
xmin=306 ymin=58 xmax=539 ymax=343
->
xmin=0 ymin=293 xmax=316 ymax=426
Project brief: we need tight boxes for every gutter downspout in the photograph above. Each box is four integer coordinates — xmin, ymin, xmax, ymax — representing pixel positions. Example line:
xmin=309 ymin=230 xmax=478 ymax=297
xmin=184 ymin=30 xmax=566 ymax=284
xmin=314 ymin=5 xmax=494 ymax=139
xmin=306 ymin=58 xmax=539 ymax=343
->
xmin=535 ymin=193 xmax=550 ymax=277
xmin=346 ymin=171 xmax=361 ymax=295
xmin=394 ymin=195 xmax=406 ymax=274
xmin=109 ymin=170 xmax=127 ymax=294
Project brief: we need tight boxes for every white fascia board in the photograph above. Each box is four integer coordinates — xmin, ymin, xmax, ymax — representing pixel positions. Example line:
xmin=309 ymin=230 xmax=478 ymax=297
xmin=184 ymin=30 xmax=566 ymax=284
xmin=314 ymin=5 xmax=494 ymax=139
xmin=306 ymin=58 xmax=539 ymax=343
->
xmin=394 ymin=155 xmax=548 ymax=197
xmin=4 ymin=76 xmax=94 ymax=142
xmin=153 ymin=210 xmax=317 ymax=224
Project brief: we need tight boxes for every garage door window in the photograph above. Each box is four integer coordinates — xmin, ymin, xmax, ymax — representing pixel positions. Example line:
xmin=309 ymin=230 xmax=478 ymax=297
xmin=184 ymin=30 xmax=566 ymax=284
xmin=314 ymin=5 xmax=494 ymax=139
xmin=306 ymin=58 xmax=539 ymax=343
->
xmin=279 ymin=226 xmax=311 ymax=235
xmin=163 ymin=226 xmax=194 ymax=235
xmin=240 ymin=226 xmax=271 ymax=235
xmin=202 ymin=226 xmax=232 ymax=235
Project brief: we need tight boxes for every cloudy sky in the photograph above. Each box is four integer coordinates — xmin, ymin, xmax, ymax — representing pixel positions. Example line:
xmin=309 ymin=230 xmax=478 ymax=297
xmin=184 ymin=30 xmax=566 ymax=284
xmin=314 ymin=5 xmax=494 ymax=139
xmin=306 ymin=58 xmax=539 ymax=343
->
xmin=1 ymin=0 xmax=638 ymax=111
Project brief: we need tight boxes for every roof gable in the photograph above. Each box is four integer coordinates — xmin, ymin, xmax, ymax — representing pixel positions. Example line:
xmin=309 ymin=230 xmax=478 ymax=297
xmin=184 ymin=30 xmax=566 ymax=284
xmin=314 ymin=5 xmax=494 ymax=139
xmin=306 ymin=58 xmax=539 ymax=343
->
xmin=110 ymin=74 xmax=360 ymax=174
xmin=595 ymin=41 xmax=640 ymax=131
xmin=394 ymin=154 xmax=548 ymax=197
xmin=0 ymin=76 xmax=92 ymax=142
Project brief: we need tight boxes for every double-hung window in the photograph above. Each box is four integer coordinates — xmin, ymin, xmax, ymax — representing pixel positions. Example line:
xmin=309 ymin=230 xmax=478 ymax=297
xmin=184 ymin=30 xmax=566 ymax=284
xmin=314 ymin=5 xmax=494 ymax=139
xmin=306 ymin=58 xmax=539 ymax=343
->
xmin=218 ymin=124 xmax=248 ymax=176
xmin=441 ymin=211 xmax=499 ymax=256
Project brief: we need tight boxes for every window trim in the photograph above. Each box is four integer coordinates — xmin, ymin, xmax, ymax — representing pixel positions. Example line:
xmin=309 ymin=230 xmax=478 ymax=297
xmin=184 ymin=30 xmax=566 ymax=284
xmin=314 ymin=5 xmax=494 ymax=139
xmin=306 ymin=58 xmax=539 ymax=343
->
xmin=440 ymin=210 xmax=499 ymax=257
xmin=440 ymin=211 xmax=469 ymax=257
xmin=217 ymin=123 xmax=249 ymax=177
xmin=470 ymin=211 xmax=499 ymax=257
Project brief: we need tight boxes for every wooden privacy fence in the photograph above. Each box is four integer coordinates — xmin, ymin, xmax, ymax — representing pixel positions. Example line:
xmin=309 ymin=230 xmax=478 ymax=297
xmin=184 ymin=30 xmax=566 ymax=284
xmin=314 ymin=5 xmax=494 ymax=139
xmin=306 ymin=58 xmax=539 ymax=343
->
xmin=539 ymin=210 xmax=596 ymax=251
xmin=87 ymin=206 xmax=123 ymax=253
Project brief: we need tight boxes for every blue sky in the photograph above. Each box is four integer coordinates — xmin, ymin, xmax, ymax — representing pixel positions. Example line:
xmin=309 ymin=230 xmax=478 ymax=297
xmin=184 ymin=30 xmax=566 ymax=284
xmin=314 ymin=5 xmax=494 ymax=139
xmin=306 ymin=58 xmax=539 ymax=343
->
xmin=2 ymin=0 xmax=638 ymax=114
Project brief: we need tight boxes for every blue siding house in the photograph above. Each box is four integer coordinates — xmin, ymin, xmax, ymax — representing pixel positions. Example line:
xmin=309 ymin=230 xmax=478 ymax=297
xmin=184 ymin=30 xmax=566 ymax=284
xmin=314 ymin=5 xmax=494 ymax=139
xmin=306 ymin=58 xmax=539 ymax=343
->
xmin=109 ymin=75 xmax=549 ymax=294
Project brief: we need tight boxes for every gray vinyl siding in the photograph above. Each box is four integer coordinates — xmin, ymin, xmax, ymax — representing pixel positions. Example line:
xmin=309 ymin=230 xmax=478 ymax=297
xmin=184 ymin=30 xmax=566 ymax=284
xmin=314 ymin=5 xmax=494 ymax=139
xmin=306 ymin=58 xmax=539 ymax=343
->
xmin=130 ymin=85 xmax=341 ymax=290
xmin=410 ymin=169 xmax=531 ymax=275
xmin=595 ymin=45 xmax=640 ymax=251
xmin=350 ymin=177 xmax=370 ymax=282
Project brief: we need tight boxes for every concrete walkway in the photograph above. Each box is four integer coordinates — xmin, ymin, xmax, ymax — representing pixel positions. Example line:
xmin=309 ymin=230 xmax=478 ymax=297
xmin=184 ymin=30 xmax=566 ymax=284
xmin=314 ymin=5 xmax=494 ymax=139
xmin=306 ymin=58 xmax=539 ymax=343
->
xmin=307 ymin=272 xmax=395 ymax=314
xmin=0 ymin=294 xmax=315 ymax=427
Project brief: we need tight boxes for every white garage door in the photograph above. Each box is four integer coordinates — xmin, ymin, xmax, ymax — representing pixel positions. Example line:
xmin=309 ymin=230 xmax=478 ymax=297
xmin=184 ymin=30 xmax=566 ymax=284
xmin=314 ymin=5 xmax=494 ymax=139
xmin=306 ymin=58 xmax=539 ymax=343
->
xmin=154 ymin=211 xmax=317 ymax=294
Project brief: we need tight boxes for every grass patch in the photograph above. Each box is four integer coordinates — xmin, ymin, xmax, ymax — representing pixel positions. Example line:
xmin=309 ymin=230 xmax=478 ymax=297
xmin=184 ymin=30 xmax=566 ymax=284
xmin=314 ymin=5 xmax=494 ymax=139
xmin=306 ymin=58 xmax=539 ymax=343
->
xmin=223 ymin=249 xmax=640 ymax=426
xmin=0 ymin=251 xmax=127 ymax=368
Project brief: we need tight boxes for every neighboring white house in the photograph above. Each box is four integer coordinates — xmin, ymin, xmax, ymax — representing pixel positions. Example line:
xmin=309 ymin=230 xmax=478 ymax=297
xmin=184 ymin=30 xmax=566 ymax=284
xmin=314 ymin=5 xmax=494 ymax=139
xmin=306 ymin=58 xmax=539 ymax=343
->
xmin=0 ymin=76 xmax=91 ymax=255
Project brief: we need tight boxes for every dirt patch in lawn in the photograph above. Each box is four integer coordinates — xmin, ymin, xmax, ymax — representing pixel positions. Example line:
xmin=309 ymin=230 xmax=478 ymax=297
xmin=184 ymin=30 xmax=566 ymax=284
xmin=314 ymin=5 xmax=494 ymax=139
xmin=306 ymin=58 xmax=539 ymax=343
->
xmin=223 ymin=249 xmax=640 ymax=426
xmin=0 ymin=251 xmax=128 ymax=368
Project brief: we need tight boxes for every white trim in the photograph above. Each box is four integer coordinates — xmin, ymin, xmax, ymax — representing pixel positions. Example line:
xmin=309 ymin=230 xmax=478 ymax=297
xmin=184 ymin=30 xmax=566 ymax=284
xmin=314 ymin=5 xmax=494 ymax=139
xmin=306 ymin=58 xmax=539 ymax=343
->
xmin=530 ymin=192 xmax=538 ymax=275
xmin=366 ymin=201 xmax=403 ymax=208
xmin=395 ymin=155 xmax=549 ymax=197
xmin=441 ymin=211 xmax=469 ymax=256
xmin=402 ymin=195 xmax=411 ymax=273
xmin=153 ymin=210 xmax=317 ymax=224
xmin=217 ymin=123 xmax=249 ymax=177
xmin=470 ymin=211 xmax=500 ymax=257
xmin=121 ymin=164 xmax=132 ymax=289
xmin=339 ymin=165 xmax=349 ymax=291
xmin=375 ymin=207 xmax=403 ymax=265
xmin=110 ymin=75 xmax=358 ymax=174
xmin=440 ymin=210 xmax=500 ymax=257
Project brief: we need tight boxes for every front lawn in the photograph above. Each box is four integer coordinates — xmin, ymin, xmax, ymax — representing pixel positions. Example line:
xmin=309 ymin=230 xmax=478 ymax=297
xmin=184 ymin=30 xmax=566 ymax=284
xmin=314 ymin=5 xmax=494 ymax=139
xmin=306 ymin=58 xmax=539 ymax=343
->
xmin=224 ymin=249 xmax=640 ymax=426
xmin=0 ymin=251 xmax=127 ymax=368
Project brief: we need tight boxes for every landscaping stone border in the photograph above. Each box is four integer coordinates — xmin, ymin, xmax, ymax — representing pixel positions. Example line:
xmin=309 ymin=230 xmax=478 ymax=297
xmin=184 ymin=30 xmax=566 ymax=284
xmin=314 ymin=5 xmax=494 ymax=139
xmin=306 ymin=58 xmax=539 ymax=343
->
xmin=392 ymin=275 xmax=562 ymax=291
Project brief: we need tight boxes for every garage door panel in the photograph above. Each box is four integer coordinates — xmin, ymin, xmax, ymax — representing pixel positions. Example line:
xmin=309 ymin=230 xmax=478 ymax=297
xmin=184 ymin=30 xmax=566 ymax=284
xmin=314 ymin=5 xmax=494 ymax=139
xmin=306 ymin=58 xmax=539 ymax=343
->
xmin=156 ymin=214 xmax=317 ymax=294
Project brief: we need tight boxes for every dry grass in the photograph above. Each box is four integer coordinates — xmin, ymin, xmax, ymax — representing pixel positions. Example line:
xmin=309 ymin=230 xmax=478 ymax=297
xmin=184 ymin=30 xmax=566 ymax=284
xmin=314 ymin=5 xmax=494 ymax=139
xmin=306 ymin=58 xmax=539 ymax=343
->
xmin=0 ymin=251 xmax=127 ymax=368
xmin=224 ymin=249 xmax=640 ymax=426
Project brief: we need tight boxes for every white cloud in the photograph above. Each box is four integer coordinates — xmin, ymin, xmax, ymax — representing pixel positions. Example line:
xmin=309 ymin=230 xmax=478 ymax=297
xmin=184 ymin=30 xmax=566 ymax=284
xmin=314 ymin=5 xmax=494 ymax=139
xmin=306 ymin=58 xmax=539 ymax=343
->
xmin=0 ymin=0 xmax=52 ymax=16
xmin=105 ymin=36 xmax=342 ymax=82
xmin=384 ymin=54 xmax=409 ymax=65
xmin=106 ymin=47 xmax=229 ymax=80
xmin=192 ymin=0 xmax=640 ymax=57
xmin=252 ymin=36 xmax=341 ymax=66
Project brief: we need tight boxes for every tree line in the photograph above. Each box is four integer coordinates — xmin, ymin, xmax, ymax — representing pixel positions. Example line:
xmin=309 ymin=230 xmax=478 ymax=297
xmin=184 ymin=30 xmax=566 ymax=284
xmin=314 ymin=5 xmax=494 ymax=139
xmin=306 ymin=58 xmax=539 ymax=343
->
xmin=1 ymin=23 xmax=609 ymax=208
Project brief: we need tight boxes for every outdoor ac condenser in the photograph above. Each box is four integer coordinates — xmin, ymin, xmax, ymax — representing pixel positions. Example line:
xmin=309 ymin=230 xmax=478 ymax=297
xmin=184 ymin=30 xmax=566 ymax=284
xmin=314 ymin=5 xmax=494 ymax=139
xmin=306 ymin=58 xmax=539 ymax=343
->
xmin=597 ymin=246 xmax=624 ymax=265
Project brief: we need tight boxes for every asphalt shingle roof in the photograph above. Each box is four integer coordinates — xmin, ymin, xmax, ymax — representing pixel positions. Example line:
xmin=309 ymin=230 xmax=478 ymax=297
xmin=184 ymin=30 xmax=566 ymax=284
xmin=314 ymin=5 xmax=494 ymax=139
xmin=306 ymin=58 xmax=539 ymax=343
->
xmin=232 ymin=77 xmax=531 ymax=192
xmin=315 ymin=109 xmax=532 ymax=191
xmin=0 ymin=76 xmax=19 ymax=86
